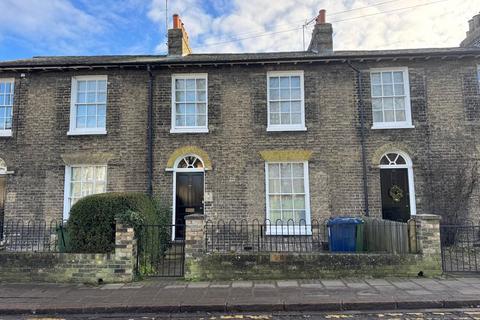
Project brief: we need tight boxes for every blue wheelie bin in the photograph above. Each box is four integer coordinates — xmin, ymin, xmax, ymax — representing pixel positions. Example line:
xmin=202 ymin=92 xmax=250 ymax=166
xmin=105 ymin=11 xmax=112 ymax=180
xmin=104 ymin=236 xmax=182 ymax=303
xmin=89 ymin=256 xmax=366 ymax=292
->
xmin=327 ymin=217 xmax=364 ymax=252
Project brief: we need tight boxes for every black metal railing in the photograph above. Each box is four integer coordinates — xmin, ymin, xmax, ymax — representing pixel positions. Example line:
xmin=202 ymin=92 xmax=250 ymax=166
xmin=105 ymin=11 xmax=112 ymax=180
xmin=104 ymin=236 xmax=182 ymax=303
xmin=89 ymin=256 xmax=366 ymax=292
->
xmin=0 ymin=219 xmax=66 ymax=252
xmin=441 ymin=223 xmax=480 ymax=273
xmin=205 ymin=218 xmax=416 ymax=254
xmin=136 ymin=224 xmax=185 ymax=277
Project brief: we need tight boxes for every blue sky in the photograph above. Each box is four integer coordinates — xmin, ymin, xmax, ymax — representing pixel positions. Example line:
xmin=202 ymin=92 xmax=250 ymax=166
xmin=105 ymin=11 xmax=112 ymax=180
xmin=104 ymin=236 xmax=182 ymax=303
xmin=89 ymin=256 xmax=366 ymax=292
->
xmin=0 ymin=0 xmax=478 ymax=61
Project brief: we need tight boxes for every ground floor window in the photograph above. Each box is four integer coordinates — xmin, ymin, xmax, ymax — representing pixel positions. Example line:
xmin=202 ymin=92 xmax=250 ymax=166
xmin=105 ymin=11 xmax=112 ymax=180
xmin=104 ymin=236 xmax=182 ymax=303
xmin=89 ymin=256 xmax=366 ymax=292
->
xmin=265 ymin=161 xmax=311 ymax=234
xmin=63 ymin=165 xmax=107 ymax=219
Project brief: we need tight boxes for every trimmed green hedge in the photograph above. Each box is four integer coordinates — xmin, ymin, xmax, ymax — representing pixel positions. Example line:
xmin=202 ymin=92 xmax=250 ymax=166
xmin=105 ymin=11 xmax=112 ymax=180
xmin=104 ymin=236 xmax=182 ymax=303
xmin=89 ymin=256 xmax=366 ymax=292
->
xmin=67 ymin=192 xmax=161 ymax=253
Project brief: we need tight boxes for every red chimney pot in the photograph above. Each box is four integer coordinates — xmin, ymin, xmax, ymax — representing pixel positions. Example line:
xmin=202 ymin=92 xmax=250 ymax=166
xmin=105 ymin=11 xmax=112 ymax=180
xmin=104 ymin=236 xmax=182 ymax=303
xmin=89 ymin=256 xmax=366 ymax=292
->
xmin=317 ymin=9 xmax=326 ymax=24
xmin=173 ymin=14 xmax=180 ymax=29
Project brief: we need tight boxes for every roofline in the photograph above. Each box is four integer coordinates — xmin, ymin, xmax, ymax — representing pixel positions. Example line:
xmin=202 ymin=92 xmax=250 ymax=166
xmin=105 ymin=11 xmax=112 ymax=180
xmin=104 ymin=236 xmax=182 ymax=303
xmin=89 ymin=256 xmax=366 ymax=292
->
xmin=1 ymin=49 xmax=480 ymax=72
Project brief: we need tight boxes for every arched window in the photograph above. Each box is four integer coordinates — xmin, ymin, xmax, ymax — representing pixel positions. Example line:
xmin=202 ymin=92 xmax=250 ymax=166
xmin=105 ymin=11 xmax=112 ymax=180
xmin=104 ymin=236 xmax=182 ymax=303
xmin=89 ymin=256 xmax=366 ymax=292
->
xmin=176 ymin=155 xmax=204 ymax=169
xmin=0 ymin=158 xmax=7 ymax=174
xmin=380 ymin=153 xmax=407 ymax=166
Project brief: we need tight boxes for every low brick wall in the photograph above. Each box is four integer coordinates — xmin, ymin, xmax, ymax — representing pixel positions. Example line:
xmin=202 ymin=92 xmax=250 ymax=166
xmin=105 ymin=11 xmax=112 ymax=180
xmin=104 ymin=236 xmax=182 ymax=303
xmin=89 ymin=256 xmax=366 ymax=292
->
xmin=184 ymin=214 xmax=443 ymax=281
xmin=0 ymin=222 xmax=136 ymax=284
xmin=185 ymin=252 xmax=441 ymax=281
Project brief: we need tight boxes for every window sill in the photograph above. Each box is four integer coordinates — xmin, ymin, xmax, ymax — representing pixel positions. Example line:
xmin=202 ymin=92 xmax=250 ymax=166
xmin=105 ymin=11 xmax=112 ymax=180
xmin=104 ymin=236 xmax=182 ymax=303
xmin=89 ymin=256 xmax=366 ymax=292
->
xmin=67 ymin=129 xmax=107 ymax=136
xmin=170 ymin=128 xmax=209 ymax=134
xmin=0 ymin=130 xmax=12 ymax=137
xmin=371 ymin=124 xmax=415 ymax=130
xmin=265 ymin=226 xmax=312 ymax=236
xmin=267 ymin=126 xmax=307 ymax=132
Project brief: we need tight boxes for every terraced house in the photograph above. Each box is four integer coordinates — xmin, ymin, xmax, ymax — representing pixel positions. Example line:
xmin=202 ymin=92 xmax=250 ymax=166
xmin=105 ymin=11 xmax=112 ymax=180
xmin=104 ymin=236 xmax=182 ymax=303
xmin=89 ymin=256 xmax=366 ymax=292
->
xmin=1 ymin=11 xmax=480 ymax=239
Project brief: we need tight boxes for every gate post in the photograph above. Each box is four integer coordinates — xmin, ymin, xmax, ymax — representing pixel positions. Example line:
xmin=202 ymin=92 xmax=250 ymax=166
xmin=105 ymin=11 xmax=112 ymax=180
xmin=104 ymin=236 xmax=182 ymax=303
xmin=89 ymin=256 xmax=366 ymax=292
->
xmin=184 ymin=214 xmax=205 ymax=279
xmin=413 ymin=214 xmax=442 ymax=275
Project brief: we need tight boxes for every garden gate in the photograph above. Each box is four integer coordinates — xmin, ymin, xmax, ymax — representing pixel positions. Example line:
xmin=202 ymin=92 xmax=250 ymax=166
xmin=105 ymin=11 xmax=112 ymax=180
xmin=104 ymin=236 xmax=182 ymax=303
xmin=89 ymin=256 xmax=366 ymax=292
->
xmin=440 ymin=223 xmax=480 ymax=273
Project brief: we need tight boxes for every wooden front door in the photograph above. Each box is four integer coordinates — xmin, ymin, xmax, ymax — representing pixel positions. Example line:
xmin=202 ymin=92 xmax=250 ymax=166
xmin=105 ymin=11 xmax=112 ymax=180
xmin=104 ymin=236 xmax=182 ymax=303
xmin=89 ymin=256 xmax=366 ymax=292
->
xmin=175 ymin=172 xmax=204 ymax=239
xmin=380 ymin=168 xmax=410 ymax=222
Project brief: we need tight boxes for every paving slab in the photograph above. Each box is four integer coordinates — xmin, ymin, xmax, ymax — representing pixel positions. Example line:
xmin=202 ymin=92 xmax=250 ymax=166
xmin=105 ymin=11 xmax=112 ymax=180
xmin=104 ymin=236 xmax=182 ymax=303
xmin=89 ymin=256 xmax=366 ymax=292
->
xmin=231 ymin=281 xmax=253 ymax=288
xmin=277 ymin=280 xmax=298 ymax=287
xmin=321 ymin=280 xmax=345 ymax=287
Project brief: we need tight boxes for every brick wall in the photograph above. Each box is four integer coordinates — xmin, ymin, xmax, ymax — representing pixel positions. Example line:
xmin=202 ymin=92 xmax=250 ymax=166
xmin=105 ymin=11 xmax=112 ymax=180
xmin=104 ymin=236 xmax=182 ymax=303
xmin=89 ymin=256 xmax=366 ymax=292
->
xmin=0 ymin=58 xmax=479 ymax=223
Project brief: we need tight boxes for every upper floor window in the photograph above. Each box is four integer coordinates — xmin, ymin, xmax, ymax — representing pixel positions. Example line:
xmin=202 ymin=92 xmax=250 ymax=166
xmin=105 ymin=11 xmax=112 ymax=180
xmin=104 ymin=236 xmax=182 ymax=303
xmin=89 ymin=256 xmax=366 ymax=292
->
xmin=267 ymin=71 xmax=306 ymax=132
xmin=68 ymin=75 xmax=107 ymax=136
xmin=370 ymin=67 xmax=413 ymax=129
xmin=0 ymin=78 xmax=14 ymax=137
xmin=171 ymin=74 xmax=208 ymax=133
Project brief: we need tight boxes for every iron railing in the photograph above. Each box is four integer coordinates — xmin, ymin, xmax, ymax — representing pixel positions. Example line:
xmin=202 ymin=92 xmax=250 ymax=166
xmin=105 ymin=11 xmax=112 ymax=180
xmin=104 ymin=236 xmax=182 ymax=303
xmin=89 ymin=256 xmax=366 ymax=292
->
xmin=441 ymin=223 xmax=480 ymax=273
xmin=136 ymin=224 xmax=185 ymax=277
xmin=205 ymin=218 xmax=417 ymax=254
xmin=0 ymin=219 xmax=66 ymax=252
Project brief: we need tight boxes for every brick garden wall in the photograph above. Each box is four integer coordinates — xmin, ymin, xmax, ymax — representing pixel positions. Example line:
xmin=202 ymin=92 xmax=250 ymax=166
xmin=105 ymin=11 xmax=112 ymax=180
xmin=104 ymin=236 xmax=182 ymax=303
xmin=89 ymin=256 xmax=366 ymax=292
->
xmin=0 ymin=223 xmax=136 ymax=283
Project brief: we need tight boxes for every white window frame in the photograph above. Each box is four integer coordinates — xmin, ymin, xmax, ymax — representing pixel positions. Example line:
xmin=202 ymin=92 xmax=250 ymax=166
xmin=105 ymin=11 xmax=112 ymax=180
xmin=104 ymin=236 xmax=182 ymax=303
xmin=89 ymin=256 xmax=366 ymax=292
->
xmin=0 ymin=78 xmax=14 ymax=137
xmin=68 ymin=75 xmax=108 ymax=136
xmin=267 ymin=71 xmax=306 ymax=132
xmin=170 ymin=73 xmax=209 ymax=134
xmin=63 ymin=165 xmax=107 ymax=220
xmin=370 ymin=67 xmax=414 ymax=130
xmin=265 ymin=161 xmax=311 ymax=235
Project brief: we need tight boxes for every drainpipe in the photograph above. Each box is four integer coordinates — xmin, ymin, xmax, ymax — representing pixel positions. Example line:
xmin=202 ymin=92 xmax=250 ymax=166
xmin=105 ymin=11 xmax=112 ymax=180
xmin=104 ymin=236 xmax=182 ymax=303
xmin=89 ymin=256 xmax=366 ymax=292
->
xmin=147 ymin=65 xmax=154 ymax=197
xmin=346 ymin=60 xmax=370 ymax=216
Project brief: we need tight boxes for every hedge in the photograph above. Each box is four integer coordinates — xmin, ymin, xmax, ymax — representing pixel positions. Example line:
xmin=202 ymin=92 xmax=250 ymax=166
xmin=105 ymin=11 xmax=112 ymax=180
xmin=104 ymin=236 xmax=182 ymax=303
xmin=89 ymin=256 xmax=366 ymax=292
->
xmin=66 ymin=192 xmax=162 ymax=253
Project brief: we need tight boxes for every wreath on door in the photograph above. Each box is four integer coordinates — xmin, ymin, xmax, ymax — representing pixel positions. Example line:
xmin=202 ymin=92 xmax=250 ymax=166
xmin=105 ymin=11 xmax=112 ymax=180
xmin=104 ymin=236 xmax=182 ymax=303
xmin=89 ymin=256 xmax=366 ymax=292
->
xmin=389 ymin=185 xmax=404 ymax=203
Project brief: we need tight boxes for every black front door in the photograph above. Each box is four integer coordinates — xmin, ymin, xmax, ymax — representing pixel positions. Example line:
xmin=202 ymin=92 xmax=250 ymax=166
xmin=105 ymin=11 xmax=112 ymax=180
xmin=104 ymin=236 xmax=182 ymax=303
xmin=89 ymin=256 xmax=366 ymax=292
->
xmin=175 ymin=172 xmax=204 ymax=239
xmin=380 ymin=168 xmax=410 ymax=222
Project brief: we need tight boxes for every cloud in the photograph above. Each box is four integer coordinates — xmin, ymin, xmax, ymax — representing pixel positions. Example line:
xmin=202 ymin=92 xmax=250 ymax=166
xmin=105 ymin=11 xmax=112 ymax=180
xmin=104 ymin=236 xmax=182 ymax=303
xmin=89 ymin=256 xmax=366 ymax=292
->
xmin=148 ymin=0 xmax=479 ymax=54
xmin=0 ymin=0 xmax=107 ymax=55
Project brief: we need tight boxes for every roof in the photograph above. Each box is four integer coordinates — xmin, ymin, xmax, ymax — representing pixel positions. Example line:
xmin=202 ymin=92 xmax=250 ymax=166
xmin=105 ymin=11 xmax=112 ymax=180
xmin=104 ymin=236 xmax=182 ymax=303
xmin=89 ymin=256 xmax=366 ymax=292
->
xmin=1 ymin=47 xmax=480 ymax=71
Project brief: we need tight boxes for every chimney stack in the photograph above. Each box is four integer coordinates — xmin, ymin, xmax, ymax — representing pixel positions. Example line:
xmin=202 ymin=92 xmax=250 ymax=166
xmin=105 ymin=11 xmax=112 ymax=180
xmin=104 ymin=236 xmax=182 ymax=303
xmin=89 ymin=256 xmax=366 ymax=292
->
xmin=460 ymin=12 xmax=480 ymax=48
xmin=308 ymin=9 xmax=333 ymax=54
xmin=168 ymin=14 xmax=192 ymax=56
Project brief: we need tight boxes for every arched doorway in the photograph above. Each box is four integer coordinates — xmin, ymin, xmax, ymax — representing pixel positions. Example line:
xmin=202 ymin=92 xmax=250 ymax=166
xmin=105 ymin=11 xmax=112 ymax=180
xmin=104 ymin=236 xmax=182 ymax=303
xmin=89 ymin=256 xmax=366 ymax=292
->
xmin=379 ymin=152 xmax=416 ymax=222
xmin=172 ymin=155 xmax=205 ymax=239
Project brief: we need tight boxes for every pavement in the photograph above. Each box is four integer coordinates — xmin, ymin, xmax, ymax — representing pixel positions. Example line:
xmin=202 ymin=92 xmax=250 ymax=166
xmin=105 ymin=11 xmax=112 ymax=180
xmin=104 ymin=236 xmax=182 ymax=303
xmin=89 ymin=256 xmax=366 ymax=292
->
xmin=1 ymin=277 xmax=480 ymax=316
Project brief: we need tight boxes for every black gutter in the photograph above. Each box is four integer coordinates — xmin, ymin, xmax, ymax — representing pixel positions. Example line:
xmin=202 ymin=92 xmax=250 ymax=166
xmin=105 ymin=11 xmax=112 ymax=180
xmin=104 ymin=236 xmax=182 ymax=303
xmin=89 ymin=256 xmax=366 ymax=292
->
xmin=346 ymin=60 xmax=369 ymax=217
xmin=147 ymin=65 xmax=154 ymax=197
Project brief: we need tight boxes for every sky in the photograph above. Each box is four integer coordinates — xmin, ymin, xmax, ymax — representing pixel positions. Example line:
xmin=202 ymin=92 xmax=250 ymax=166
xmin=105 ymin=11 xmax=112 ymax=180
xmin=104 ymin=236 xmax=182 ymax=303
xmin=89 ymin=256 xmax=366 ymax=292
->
xmin=0 ymin=0 xmax=478 ymax=61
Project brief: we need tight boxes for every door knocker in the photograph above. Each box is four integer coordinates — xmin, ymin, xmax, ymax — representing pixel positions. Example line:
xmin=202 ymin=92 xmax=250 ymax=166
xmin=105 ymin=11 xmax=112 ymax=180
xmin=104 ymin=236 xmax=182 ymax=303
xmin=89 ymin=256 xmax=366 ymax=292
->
xmin=389 ymin=185 xmax=404 ymax=203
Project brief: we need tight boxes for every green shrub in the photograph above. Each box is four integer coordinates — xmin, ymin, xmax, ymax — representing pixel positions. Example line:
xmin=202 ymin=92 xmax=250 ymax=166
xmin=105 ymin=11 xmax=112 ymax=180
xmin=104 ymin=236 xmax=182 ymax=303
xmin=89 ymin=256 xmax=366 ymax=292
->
xmin=67 ymin=192 xmax=158 ymax=253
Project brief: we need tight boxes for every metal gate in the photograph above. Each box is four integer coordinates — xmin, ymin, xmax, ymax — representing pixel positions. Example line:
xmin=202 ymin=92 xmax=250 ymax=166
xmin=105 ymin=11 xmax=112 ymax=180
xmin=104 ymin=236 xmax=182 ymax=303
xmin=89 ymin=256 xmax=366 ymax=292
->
xmin=440 ymin=224 xmax=480 ymax=273
xmin=136 ymin=224 xmax=185 ymax=277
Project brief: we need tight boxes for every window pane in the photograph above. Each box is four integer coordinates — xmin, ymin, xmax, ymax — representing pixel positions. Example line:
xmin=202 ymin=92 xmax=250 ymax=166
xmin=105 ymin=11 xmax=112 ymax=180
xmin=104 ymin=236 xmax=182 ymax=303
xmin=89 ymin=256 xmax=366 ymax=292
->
xmin=270 ymin=102 xmax=280 ymax=113
xmin=76 ymin=116 xmax=86 ymax=128
xmin=186 ymin=104 xmax=196 ymax=114
xmin=393 ymin=71 xmax=404 ymax=83
xmin=291 ymin=101 xmax=301 ymax=113
xmin=280 ymin=101 xmax=290 ymax=113
xmin=395 ymin=97 xmax=405 ymax=110
xmin=186 ymin=90 xmax=195 ymax=102
xmin=292 ymin=178 xmax=305 ymax=193
xmin=373 ymin=111 xmax=383 ymax=123
xmin=176 ymin=103 xmax=185 ymax=114
xmin=270 ymin=113 xmax=280 ymax=124
xmin=280 ymin=89 xmax=290 ymax=99
xmin=383 ymin=84 xmax=393 ymax=96
xmin=290 ymin=76 xmax=300 ymax=88
xmin=197 ymin=90 xmax=206 ymax=102
xmin=87 ymin=81 xmax=96 ymax=91
xmin=196 ymin=115 xmax=206 ymax=126
xmin=281 ymin=179 xmax=292 ymax=193
xmin=269 ymin=178 xmax=281 ymax=193
xmin=269 ymin=77 xmax=279 ymax=88
xmin=372 ymin=98 xmax=382 ymax=110
xmin=77 ymin=92 xmax=86 ymax=103
xmin=395 ymin=110 xmax=406 ymax=121
xmin=382 ymin=72 xmax=393 ymax=84
xmin=372 ymin=85 xmax=382 ymax=97
xmin=270 ymin=210 xmax=282 ymax=223
xmin=383 ymin=97 xmax=394 ymax=110
xmin=371 ymin=73 xmax=381 ymax=85
xmin=87 ymin=105 xmax=96 ymax=116
xmin=175 ymin=79 xmax=185 ymax=90
xmin=280 ymin=163 xmax=291 ymax=178
xmin=0 ymin=95 xmax=4 ymax=105
xmin=97 ymin=116 xmax=106 ymax=128
xmin=97 ymin=92 xmax=106 ymax=103
xmin=72 ymin=168 xmax=82 ymax=181
xmin=197 ymin=103 xmax=206 ymax=114
xmin=78 ymin=81 xmax=87 ymax=91
xmin=186 ymin=79 xmax=195 ymax=90
xmin=291 ymin=113 xmax=301 ymax=124
xmin=176 ymin=91 xmax=185 ymax=102
xmin=280 ymin=77 xmax=289 ymax=88
xmin=269 ymin=195 xmax=281 ymax=209
xmin=186 ymin=115 xmax=195 ymax=126
xmin=71 ymin=182 xmax=82 ymax=197
xmin=293 ymin=196 xmax=305 ymax=210
xmin=97 ymin=80 xmax=107 ymax=91
xmin=292 ymin=163 xmax=304 ymax=177
xmin=282 ymin=196 xmax=293 ymax=209
xmin=176 ymin=115 xmax=185 ymax=126
xmin=196 ymin=79 xmax=206 ymax=90
xmin=97 ymin=104 xmax=106 ymax=116
xmin=270 ymin=89 xmax=279 ymax=100
xmin=268 ymin=164 xmax=280 ymax=178
xmin=294 ymin=210 xmax=306 ymax=222
xmin=95 ymin=182 xmax=106 ymax=194
xmin=291 ymin=88 xmax=301 ymax=99
xmin=280 ymin=113 xmax=290 ymax=124
xmin=394 ymin=84 xmax=404 ymax=95
xmin=87 ymin=116 xmax=96 ymax=128
xmin=384 ymin=110 xmax=394 ymax=122
xmin=77 ymin=105 xmax=87 ymax=116
xmin=95 ymin=166 xmax=106 ymax=180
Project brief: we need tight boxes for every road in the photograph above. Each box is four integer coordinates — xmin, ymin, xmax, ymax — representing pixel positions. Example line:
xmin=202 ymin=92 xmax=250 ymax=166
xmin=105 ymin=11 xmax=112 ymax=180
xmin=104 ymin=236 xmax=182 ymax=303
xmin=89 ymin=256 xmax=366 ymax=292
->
xmin=2 ymin=309 xmax=480 ymax=320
